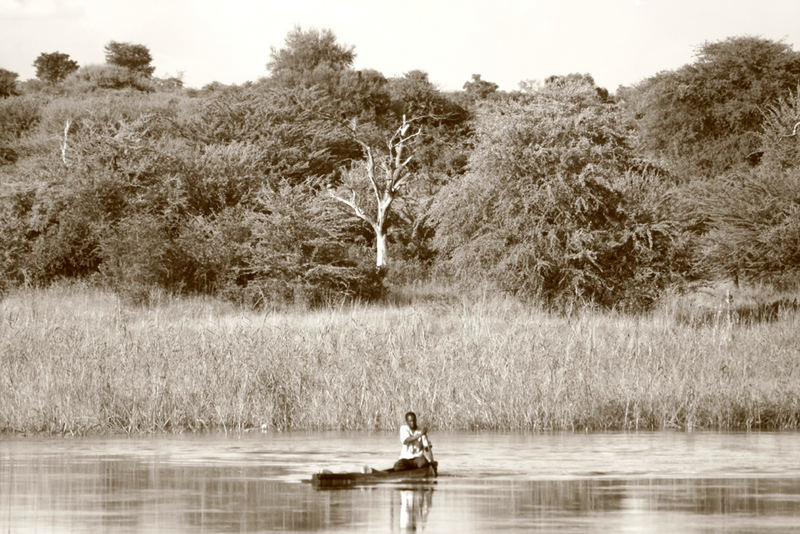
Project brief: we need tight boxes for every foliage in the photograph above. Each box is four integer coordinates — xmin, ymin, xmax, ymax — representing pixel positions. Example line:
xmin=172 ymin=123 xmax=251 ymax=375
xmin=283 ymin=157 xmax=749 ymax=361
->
xmin=0 ymin=68 xmax=19 ymax=98
xmin=264 ymin=30 xmax=471 ymax=275
xmin=195 ymin=84 xmax=359 ymax=185
xmin=758 ymin=86 xmax=800 ymax=171
xmin=65 ymin=64 xmax=155 ymax=92
xmin=695 ymin=170 xmax=800 ymax=287
xmin=33 ymin=51 xmax=79 ymax=83
xmin=431 ymin=77 xmax=685 ymax=311
xmin=0 ymin=86 xmax=384 ymax=307
xmin=268 ymin=26 xmax=355 ymax=86
xmin=385 ymin=71 xmax=472 ymax=182
xmin=238 ymin=184 xmax=386 ymax=307
xmin=693 ymin=89 xmax=800 ymax=287
xmin=0 ymin=96 xmax=42 ymax=165
xmin=5 ymin=28 xmax=796 ymax=310
xmin=0 ymin=187 xmax=36 ymax=290
xmin=104 ymin=41 xmax=155 ymax=76
xmin=629 ymin=36 xmax=800 ymax=179
xmin=463 ymin=74 xmax=498 ymax=100
xmin=546 ymin=73 xmax=609 ymax=101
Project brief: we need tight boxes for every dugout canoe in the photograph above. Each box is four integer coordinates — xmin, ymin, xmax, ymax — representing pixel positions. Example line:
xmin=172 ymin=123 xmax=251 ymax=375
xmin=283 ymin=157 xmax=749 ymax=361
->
xmin=311 ymin=461 xmax=438 ymax=488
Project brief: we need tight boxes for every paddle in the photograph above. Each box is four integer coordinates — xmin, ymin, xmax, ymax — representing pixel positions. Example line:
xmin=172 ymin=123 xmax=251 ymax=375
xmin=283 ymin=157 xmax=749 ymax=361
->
xmin=419 ymin=430 xmax=435 ymax=468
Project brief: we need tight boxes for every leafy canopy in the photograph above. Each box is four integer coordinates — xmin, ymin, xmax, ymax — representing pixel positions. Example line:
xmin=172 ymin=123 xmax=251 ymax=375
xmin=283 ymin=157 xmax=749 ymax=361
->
xmin=695 ymin=88 xmax=800 ymax=287
xmin=268 ymin=27 xmax=355 ymax=85
xmin=34 ymin=51 xmax=79 ymax=84
xmin=0 ymin=68 xmax=19 ymax=98
xmin=630 ymin=36 xmax=800 ymax=178
xmin=104 ymin=41 xmax=155 ymax=76
xmin=432 ymin=76 xmax=683 ymax=311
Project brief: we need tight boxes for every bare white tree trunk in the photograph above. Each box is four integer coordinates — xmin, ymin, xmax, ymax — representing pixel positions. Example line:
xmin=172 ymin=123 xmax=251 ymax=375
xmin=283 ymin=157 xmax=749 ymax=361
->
xmin=375 ymin=227 xmax=387 ymax=269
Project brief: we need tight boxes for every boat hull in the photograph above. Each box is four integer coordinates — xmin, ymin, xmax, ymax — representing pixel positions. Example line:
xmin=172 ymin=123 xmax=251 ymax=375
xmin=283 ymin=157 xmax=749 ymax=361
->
xmin=311 ymin=462 xmax=437 ymax=488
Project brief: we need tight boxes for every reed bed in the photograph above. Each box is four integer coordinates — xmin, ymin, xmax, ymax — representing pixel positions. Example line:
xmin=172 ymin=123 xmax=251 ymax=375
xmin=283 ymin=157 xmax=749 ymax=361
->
xmin=1 ymin=285 xmax=798 ymax=435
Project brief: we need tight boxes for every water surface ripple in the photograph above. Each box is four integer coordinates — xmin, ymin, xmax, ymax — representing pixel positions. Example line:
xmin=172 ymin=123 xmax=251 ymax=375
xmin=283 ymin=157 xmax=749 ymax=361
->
xmin=2 ymin=431 xmax=799 ymax=532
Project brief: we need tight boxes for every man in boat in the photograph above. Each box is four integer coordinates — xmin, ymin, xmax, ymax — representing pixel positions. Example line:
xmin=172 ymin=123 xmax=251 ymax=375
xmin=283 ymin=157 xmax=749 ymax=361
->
xmin=393 ymin=411 xmax=434 ymax=471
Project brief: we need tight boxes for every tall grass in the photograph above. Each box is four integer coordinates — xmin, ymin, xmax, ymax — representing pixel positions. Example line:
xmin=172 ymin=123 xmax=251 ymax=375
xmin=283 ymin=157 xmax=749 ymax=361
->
xmin=1 ymin=284 xmax=798 ymax=435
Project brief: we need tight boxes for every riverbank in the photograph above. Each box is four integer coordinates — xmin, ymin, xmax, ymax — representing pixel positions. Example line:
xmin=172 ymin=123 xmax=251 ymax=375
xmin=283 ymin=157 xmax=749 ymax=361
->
xmin=1 ymin=285 xmax=798 ymax=434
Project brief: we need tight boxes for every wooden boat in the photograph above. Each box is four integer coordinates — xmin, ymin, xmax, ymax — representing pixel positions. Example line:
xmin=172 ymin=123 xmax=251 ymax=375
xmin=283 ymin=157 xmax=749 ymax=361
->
xmin=311 ymin=461 xmax=438 ymax=488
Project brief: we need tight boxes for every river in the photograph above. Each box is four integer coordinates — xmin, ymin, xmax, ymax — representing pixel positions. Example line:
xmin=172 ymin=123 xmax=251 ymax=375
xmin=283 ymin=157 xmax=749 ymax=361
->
xmin=2 ymin=431 xmax=800 ymax=532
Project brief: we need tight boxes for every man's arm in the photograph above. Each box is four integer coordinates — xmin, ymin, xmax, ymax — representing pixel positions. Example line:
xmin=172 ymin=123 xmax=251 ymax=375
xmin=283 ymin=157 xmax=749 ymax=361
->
xmin=401 ymin=426 xmax=427 ymax=445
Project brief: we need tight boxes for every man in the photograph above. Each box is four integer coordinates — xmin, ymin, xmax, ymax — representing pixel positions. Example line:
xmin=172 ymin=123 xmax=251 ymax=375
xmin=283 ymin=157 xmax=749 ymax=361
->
xmin=393 ymin=411 xmax=434 ymax=471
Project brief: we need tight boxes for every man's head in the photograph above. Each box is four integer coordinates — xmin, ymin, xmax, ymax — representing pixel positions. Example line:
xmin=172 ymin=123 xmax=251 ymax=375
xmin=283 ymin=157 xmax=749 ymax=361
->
xmin=405 ymin=411 xmax=417 ymax=430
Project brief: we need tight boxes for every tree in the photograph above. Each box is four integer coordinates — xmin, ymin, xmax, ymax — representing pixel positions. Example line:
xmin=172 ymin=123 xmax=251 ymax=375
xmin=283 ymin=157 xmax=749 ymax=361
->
xmin=463 ymin=73 xmax=498 ymax=100
xmin=326 ymin=114 xmax=423 ymax=270
xmin=104 ymin=41 xmax=155 ymax=76
xmin=695 ymin=88 xmax=800 ymax=287
xmin=431 ymin=77 xmax=685 ymax=311
xmin=33 ymin=51 xmax=79 ymax=83
xmin=630 ymin=36 xmax=800 ymax=178
xmin=387 ymin=70 xmax=471 ymax=178
xmin=545 ymin=73 xmax=609 ymax=101
xmin=0 ymin=68 xmax=19 ymax=98
xmin=267 ymin=26 xmax=354 ymax=86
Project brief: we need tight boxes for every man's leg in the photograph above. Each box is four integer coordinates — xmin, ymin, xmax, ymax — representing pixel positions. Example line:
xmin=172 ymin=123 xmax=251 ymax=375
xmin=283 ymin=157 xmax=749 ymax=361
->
xmin=412 ymin=456 xmax=428 ymax=468
xmin=393 ymin=458 xmax=414 ymax=471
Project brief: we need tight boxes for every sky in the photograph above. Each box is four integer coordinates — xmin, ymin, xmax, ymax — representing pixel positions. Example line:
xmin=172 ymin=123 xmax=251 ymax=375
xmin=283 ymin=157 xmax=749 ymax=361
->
xmin=2 ymin=0 xmax=800 ymax=91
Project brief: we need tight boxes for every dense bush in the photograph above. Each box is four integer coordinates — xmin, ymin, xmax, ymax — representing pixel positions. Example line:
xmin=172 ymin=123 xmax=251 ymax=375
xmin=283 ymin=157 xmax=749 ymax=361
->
xmin=65 ymin=64 xmax=155 ymax=92
xmin=2 ymin=31 xmax=799 ymax=310
xmin=692 ymin=89 xmax=800 ymax=287
xmin=0 ymin=68 xmax=19 ymax=98
xmin=0 ymin=96 xmax=43 ymax=166
xmin=0 ymin=96 xmax=43 ymax=141
xmin=96 ymin=185 xmax=385 ymax=307
xmin=0 ymin=86 xmax=385 ymax=307
xmin=431 ymin=78 xmax=686 ymax=311
xmin=628 ymin=37 xmax=800 ymax=179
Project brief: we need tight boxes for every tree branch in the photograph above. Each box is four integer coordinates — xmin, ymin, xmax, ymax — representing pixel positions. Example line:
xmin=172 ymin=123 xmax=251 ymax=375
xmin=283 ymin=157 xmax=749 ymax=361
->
xmin=391 ymin=170 xmax=412 ymax=193
xmin=362 ymin=147 xmax=382 ymax=204
xmin=328 ymin=188 xmax=376 ymax=227
xmin=784 ymin=121 xmax=800 ymax=137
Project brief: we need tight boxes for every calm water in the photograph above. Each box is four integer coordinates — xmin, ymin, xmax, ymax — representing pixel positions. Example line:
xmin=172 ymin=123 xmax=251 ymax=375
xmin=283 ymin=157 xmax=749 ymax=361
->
xmin=2 ymin=432 xmax=800 ymax=532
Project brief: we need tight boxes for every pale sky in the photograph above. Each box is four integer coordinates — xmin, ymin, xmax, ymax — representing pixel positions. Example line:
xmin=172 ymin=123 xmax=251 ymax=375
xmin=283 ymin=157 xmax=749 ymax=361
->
xmin=2 ymin=0 xmax=800 ymax=91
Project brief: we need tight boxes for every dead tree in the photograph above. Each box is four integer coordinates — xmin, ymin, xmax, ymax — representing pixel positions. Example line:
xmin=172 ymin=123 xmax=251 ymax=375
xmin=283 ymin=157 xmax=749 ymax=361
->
xmin=327 ymin=115 xmax=422 ymax=270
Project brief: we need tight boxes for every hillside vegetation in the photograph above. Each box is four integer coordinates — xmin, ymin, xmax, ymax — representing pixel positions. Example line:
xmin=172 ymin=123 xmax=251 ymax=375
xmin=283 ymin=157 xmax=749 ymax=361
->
xmin=1 ymin=32 xmax=799 ymax=312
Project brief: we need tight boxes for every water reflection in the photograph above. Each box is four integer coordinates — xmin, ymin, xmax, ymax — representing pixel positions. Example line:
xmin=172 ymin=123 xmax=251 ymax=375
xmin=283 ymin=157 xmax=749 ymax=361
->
xmin=390 ymin=488 xmax=434 ymax=532
xmin=5 ymin=459 xmax=799 ymax=532
xmin=2 ymin=433 xmax=800 ymax=532
xmin=460 ymin=477 xmax=800 ymax=519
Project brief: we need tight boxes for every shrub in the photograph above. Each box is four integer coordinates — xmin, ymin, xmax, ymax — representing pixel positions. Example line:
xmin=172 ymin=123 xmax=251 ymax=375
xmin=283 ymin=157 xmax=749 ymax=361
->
xmin=234 ymin=184 xmax=386 ymax=308
xmin=0 ymin=68 xmax=19 ymax=98
xmin=692 ymin=88 xmax=800 ymax=288
xmin=65 ymin=64 xmax=155 ymax=93
xmin=97 ymin=213 xmax=186 ymax=304
xmin=431 ymin=78 xmax=684 ymax=312
xmin=0 ymin=96 xmax=43 ymax=142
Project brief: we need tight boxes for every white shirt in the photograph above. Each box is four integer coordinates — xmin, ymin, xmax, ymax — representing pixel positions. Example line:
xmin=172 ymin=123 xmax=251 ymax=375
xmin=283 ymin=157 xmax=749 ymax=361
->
xmin=399 ymin=424 xmax=424 ymax=459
